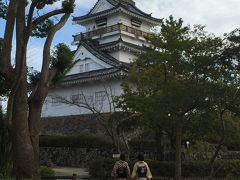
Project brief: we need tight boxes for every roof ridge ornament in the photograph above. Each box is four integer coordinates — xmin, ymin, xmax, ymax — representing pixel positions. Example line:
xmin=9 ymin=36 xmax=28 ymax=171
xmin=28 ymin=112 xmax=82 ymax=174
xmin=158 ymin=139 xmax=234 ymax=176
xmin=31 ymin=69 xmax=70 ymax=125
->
xmin=118 ymin=0 xmax=135 ymax=6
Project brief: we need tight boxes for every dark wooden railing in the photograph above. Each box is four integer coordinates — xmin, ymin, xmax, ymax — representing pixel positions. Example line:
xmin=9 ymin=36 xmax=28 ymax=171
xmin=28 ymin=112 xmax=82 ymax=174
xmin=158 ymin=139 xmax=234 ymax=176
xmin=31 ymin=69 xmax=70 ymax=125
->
xmin=73 ymin=24 xmax=150 ymax=41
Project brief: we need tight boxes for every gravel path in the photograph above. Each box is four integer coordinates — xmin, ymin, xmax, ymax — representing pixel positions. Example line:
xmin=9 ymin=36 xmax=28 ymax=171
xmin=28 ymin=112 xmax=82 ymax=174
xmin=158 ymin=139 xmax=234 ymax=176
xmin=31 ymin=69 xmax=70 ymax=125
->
xmin=52 ymin=167 xmax=89 ymax=180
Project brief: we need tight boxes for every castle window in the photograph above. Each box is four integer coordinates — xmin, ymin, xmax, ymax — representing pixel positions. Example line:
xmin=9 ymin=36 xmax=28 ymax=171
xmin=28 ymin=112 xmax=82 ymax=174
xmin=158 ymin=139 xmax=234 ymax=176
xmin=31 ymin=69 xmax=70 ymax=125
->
xmin=52 ymin=97 xmax=61 ymax=106
xmin=71 ymin=94 xmax=85 ymax=104
xmin=131 ymin=19 xmax=142 ymax=27
xmin=80 ymin=65 xmax=84 ymax=73
xmin=96 ymin=18 xmax=107 ymax=27
xmin=85 ymin=63 xmax=90 ymax=71
xmin=95 ymin=91 xmax=106 ymax=103
xmin=87 ymin=96 xmax=93 ymax=104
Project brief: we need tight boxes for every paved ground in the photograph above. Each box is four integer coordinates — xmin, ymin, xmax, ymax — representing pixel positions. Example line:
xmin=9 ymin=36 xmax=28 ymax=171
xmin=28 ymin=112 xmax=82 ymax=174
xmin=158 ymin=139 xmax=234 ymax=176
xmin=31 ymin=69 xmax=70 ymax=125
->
xmin=52 ymin=167 xmax=89 ymax=180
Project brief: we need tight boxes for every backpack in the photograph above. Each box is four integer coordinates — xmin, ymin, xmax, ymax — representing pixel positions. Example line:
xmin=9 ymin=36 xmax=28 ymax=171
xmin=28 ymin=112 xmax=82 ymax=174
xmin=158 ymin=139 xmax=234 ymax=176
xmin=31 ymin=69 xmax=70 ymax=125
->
xmin=116 ymin=162 xmax=127 ymax=178
xmin=136 ymin=164 xmax=147 ymax=178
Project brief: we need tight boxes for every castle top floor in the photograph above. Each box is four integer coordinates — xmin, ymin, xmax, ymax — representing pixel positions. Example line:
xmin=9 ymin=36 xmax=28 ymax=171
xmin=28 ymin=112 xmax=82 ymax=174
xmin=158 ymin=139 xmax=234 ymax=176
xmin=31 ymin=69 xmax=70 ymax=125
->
xmin=72 ymin=0 xmax=162 ymax=43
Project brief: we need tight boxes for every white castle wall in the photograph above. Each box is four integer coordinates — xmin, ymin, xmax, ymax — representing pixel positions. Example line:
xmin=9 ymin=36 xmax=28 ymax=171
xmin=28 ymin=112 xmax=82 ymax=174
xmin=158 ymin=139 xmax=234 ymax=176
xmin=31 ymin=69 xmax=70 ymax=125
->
xmin=66 ymin=46 xmax=112 ymax=76
xmin=110 ymin=50 xmax=137 ymax=63
xmin=41 ymin=79 xmax=124 ymax=117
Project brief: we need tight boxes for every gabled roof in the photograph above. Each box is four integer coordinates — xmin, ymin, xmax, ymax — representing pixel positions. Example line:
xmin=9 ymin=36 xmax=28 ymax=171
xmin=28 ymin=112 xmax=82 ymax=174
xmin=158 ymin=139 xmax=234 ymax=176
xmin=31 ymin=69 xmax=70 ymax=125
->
xmin=62 ymin=38 xmax=130 ymax=85
xmin=77 ymin=38 xmax=127 ymax=68
xmin=73 ymin=0 xmax=162 ymax=24
xmin=98 ymin=37 xmax=143 ymax=52
xmin=62 ymin=67 xmax=128 ymax=85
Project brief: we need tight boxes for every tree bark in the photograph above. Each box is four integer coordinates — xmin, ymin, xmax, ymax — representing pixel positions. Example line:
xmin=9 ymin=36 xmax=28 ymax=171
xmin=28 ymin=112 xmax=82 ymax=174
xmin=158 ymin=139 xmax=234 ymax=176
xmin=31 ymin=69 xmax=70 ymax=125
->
xmin=28 ymin=100 xmax=44 ymax=178
xmin=174 ymin=117 xmax=182 ymax=180
xmin=208 ymin=110 xmax=225 ymax=180
xmin=0 ymin=1 xmax=74 ymax=178
xmin=11 ymin=78 xmax=37 ymax=178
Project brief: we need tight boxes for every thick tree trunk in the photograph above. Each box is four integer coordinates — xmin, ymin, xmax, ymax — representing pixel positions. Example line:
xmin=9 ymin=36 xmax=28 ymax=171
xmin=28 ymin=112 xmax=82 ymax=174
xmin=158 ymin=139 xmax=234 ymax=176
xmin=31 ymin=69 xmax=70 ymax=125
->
xmin=208 ymin=110 xmax=225 ymax=180
xmin=28 ymin=101 xmax=43 ymax=178
xmin=11 ymin=79 xmax=38 ymax=178
xmin=174 ymin=118 xmax=182 ymax=180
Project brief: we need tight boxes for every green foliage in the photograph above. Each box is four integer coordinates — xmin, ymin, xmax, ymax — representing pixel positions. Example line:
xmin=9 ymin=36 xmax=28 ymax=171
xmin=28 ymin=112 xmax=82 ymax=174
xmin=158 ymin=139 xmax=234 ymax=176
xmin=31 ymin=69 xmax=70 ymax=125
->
xmin=0 ymin=76 xmax=9 ymax=96
xmin=62 ymin=0 xmax=75 ymax=13
xmin=35 ymin=0 xmax=59 ymax=10
xmin=0 ymin=105 xmax=12 ymax=177
xmin=32 ymin=19 xmax=54 ymax=38
xmin=28 ymin=67 xmax=41 ymax=86
xmin=0 ymin=0 xmax=7 ymax=19
xmin=118 ymin=16 xmax=240 ymax=157
xmin=118 ymin=16 xmax=222 ymax=141
xmin=184 ymin=112 xmax=240 ymax=150
xmin=40 ymin=166 xmax=55 ymax=177
xmin=89 ymin=157 xmax=114 ymax=180
xmin=50 ymin=43 xmax=74 ymax=84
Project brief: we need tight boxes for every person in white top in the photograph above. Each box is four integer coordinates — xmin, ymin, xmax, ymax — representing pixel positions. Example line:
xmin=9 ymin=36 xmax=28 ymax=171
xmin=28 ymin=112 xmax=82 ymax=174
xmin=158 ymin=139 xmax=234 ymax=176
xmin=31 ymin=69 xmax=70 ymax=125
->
xmin=131 ymin=154 xmax=152 ymax=180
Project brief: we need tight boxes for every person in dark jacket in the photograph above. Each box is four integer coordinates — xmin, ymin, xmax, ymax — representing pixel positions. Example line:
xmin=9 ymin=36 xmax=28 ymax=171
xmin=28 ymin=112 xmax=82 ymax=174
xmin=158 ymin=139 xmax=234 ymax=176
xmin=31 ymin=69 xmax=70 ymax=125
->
xmin=111 ymin=153 xmax=131 ymax=180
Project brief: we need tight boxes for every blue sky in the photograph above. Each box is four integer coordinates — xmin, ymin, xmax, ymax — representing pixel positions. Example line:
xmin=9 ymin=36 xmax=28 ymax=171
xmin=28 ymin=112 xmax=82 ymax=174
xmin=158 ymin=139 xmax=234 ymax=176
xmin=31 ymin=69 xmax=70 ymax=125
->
xmin=1 ymin=0 xmax=240 ymax=70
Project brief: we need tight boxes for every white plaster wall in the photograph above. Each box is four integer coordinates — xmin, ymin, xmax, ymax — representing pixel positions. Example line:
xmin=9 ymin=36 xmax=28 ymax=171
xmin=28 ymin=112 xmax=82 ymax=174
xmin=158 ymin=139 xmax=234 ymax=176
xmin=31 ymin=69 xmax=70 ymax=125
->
xmin=110 ymin=50 xmax=137 ymax=63
xmin=84 ymin=20 xmax=96 ymax=32
xmin=90 ymin=0 xmax=114 ymax=14
xmin=66 ymin=59 xmax=104 ymax=75
xmin=119 ymin=50 xmax=137 ymax=63
xmin=118 ymin=14 xmax=153 ymax=32
xmin=80 ymin=12 xmax=154 ymax=34
xmin=41 ymin=79 xmax=124 ymax=117
xmin=121 ymin=34 xmax=149 ymax=46
xmin=67 ymin=46 xmax=112 ymax=76
xmin=97 ymin=34 xmax=121 ymax=44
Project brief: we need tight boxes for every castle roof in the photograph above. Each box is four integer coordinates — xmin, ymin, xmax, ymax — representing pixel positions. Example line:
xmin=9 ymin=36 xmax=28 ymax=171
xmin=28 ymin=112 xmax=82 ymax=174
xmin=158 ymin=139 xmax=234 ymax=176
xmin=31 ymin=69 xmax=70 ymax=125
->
xmin=61 ymin=38 xmax=129 ymax=85
xmin=62 ymin=67 xmax=128 ymax=85
xmin=98 ymin=37 xmax=143 ymax=53
xmin=73 ymin=0 xmax=162 ymax=24
xmin=77 ymin=38 xmax=128 ymax=68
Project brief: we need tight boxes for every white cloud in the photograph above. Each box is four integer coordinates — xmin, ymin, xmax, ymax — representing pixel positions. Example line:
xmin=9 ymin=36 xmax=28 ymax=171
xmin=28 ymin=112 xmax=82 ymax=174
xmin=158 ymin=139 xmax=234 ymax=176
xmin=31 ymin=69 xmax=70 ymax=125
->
xmin=134 ymin=0 xmax=240 ymax=35
xmin=46 ymin=0 xmax=240 ymax=35
xmin=27 ymin=42 xmax=43 ymax=71
xmin=26 ymin=0 xmax=240 ymax=71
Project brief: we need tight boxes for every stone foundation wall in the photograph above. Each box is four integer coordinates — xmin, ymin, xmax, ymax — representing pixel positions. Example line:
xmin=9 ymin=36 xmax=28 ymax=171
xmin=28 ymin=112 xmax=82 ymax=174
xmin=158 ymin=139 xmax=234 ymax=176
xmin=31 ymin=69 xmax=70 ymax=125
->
xmin=41 ymin=114 xmax=107 ymax=136
xmin=40 ymin=147 xmax=114 ymax=167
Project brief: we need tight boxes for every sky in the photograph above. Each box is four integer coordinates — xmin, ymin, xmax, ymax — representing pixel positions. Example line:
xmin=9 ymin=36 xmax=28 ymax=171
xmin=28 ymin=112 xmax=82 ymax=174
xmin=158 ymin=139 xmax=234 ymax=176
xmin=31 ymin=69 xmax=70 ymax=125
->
xmin=1 ymin=0 xmax=240 ymax=71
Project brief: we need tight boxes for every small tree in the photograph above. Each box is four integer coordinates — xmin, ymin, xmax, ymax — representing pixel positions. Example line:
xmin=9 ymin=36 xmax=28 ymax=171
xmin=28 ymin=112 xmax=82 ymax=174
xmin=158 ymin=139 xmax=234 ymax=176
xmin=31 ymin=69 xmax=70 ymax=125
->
xmin=119 ymin=16 xmax=225 ymax=180
xmin=54 ymin=85 xmax=134 ymax=156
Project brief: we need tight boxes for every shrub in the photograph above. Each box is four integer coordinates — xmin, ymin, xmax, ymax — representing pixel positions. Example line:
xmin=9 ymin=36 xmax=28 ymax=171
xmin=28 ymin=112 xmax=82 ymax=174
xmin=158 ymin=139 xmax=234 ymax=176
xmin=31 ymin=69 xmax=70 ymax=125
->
xmin=89 ymin=157 xmax=115 ymax=180
xmin=40 ymin=166 xmax=55 ymax=177
xmin=88 ymin=158 xmax=240 ymax=178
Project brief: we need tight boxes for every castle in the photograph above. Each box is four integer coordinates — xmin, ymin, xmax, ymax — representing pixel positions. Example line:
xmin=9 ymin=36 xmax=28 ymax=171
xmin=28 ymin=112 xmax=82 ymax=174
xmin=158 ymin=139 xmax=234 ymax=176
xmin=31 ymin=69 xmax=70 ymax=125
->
xmin=41 ymin=0 xmax=161 ymax=134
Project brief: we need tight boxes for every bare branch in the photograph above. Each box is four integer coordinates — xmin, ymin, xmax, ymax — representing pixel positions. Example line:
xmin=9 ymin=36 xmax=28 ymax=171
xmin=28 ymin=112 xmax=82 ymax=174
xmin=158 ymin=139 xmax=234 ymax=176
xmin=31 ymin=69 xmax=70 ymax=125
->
xmin=33 ymin=8 xmax=65 ymax=26
xmin=0 ymin=0 xmax=17 ymax=80
xmin=25 ymin=1 xmax=38 ymax=38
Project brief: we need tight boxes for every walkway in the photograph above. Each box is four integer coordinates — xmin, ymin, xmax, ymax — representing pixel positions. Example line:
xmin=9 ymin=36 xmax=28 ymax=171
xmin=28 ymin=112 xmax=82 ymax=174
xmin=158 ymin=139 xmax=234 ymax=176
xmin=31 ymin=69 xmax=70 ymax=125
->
xmin=52 ymin=167 xmax=89 ymax=180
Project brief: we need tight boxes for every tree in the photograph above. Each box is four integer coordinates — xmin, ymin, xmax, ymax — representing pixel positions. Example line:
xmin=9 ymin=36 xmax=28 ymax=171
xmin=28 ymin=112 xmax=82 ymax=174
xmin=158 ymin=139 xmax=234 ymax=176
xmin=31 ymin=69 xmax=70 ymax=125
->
xmin=118 ymin=16 xmax=225 ymax=180
xmin=205 ymin=29 xmax=240 ymax=179
xmin=0 ymin=36 xmax=12 ymax=178
xmin=0 ymin=0 xmax=75 ymax=178
xmin=54 ymin=85 xmax=133 ymax=157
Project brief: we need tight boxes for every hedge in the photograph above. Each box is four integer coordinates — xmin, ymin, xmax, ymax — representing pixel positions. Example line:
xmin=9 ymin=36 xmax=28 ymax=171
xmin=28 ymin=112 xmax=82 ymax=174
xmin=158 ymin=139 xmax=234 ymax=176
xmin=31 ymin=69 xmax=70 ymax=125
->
xmin=88 ymin=158 xmax=240 ymax=179
xmin=40 ymin=135 xmax=160 ymax=151
xmin=40 ymin=166 xmax=55 ymax=177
